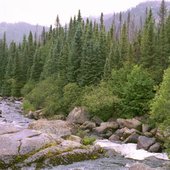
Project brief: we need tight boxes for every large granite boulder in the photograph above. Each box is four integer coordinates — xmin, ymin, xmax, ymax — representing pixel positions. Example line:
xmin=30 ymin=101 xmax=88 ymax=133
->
xmin=28 ymin=119 xmax=75 ymax=137
xmin=67 ymin=107 xmax=90 ymax=124
xmin=137 ymin=136 xmax=156 ymax=150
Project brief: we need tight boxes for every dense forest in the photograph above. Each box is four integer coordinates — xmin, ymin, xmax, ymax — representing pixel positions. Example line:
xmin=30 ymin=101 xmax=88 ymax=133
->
xmin=0 ymin=0 xmax=170 ymax=154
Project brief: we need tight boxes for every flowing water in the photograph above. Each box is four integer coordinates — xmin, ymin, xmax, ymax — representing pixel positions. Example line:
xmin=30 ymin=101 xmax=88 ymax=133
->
xmin=0 ymin=99 xmax=169 ymax=170
xmin=0 ymin=98 xmax=32 ymax=127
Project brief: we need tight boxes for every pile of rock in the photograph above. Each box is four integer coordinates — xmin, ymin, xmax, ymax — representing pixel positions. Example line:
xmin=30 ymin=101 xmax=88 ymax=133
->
xmin=66 ymin=107 xmax=165 ymax=153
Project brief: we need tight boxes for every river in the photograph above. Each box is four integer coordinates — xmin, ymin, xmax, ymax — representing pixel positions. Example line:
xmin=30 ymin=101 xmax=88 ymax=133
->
xmin=0 ymin=98 xmax=169 ymax=170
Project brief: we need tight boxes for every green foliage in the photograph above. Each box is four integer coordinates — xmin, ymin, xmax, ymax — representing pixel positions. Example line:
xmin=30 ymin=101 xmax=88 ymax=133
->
xmin=25 ymin=77 xmax=57 ymax=110
xmin=82 ymin=136 xmax=96 ymax=145
xmin=63 ymin=83 xmax=82 ymax=112
xmin=22 ymin=99 xmax=35 ymax=112
xmin=150 ymin=67 xmax=170 ymax=153
xmin=110 ymin=65 xmax=154 ymax=118
xmin=122 ymin=65 xmax=154 ymax=117
xmin=21 ymin=81 xmax=36 ymax=96
xmin=81 ymin=82 xmax=119 ymax=121
xmin=150 ymin=67 xmax=170 ymax=125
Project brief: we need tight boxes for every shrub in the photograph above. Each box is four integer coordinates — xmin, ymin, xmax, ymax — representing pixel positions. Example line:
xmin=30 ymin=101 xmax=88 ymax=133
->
xmin=81 ymin=82 xmax=119 ymax=121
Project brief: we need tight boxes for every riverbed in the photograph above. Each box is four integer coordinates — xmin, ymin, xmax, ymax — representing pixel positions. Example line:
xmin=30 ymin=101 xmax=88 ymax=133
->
xmin=0 ymin=98 xmax=169 ymax=170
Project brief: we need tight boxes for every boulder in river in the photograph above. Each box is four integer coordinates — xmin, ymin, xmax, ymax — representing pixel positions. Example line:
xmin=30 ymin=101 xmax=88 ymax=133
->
xmin=137 ymin=136 xmax=156 ymax=150
xmin=148 ymin=142 xmax=162 ymax=153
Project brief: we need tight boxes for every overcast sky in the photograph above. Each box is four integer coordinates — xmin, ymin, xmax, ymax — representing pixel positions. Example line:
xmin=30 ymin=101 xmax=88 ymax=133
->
xmin=0 ymin=0 xmax=165 ymax=26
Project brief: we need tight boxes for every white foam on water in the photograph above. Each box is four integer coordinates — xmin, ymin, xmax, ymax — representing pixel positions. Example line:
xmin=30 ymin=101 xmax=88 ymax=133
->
xmin=95 ymin=139 xmax=169 ymax=161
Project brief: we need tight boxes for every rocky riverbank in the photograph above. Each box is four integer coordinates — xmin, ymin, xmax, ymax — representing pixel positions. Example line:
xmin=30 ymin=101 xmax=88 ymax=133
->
xmin=0 ymin=98 xmax=169 ymax=169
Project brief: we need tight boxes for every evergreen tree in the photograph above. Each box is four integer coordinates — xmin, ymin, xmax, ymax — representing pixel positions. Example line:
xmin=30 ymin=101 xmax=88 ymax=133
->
xmin=0 ymin=33 xmax=8 ymax=94
xmin=140 ymin=9 xmax=156 ymax=79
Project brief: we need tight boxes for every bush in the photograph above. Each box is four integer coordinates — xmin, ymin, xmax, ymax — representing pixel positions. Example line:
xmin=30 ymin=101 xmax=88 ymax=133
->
xmin=63 ymin=83 xmax=82 ymax=113
xmin=81 ymin=82 xmax=119 ymax=121
xmin=121 ymin=65 xmax=154 ymax=117
xmin=21 ymin=81 xmax=36 ymax=96
xmin=25 ymin=77 xmax=64 ymax=115
xmin=150 ymin=68 xmax=170 ymax=154
xmin=110 ymin=66 xmax=154 ymax=118
xmin=22 ymin=99 xmax=35 ymax=113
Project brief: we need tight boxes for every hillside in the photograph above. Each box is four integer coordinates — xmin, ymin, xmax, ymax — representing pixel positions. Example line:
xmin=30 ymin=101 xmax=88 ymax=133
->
xmin=0 ymin=22 xmax=47 ymax=44
xmin=104 ymin=0 xmax=170 ymax=29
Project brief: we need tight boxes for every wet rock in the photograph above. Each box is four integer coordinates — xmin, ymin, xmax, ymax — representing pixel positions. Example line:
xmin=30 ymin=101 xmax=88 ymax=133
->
xmin=67 ymin=107 xmax=90 ymax=124
xmin=129 ymin=163 xmax=155 ymax=170
xmin=28 ymin=119 xmax=75 ymax=137
xmin=137 ymin=136 xmax=156 ymax=150
xmin=148 ymin=142 xmax=161 ymax=153
xmin=80 ymin=121 xmax=96 ymax=131
xmin=117 ymin=118 xmax=142 ymax=131
xmin=94 ymin=121 xmax=119 ymax=134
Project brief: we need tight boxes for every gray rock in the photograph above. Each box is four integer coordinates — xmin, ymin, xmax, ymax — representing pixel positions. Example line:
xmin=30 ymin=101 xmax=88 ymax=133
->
xmin=109 ymin=134 xmax=120 ymax=141
xmin=124 ymin=132 xmax=139 ymax=143
xmin=114 ymin=127 xmax=139 ymax=141
xmin=0 ymin=122 xmax=23 ymax=135
xmin=29 ymin=119 xmax=75 ymax=137
xmin=67 ymin=107 xmax=90 ymax=124
xmin=0 ymin=134 xmax=20 ymax=164
xmin=94 ymin=121 xmax=119 ymax=134
xmin=117 ymin=118 xmax=142 ymax=131
xmin=137 ymin=136 xmax=156 ymax=150
xmin=129 ymin=163 xmax=155 ymax=170
xmin=148 ymin=142 xmax=161 ymax=152
xmin=80 ymin=121 xmax=96 ymax=131
xmin=19 ymin=133 xmax=56 ymax=155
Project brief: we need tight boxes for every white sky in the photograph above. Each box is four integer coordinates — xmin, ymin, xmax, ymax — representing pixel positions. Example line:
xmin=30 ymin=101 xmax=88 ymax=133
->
xmin=0 ymin=0 xmax=164 ymax=26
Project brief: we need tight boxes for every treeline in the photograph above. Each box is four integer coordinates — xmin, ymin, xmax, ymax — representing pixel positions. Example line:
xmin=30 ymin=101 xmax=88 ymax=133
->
xmin=0 ymin=1 xmax=170 ymax=151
